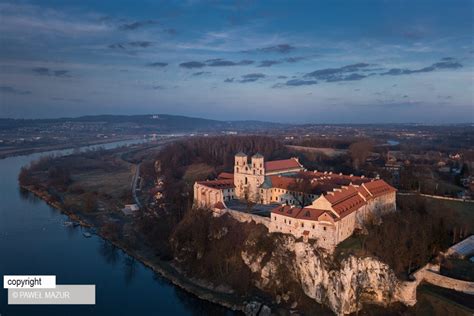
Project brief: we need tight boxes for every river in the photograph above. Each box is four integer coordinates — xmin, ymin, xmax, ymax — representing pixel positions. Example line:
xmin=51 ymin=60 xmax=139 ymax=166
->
xmin=0 ymin=139 xmax=233 ymax=315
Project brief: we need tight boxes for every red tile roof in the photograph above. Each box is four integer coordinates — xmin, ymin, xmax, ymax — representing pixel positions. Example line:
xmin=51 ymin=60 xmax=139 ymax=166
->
xmin=325 ymin=186 xmax=367 ymax=218
xmin=197 ymin=179 xmax=234 ymax=189
xmin=362 ymin=179 xmax=396 ymax=198
xmin=269 ymin=175 xmax=297 ymax=189
xmin=214 ymin=201 xmax=226 ymax=210
xmin=271 ymin=205 xmax=303 ymax=218
xmin=356 ymin=185 xmax=372 ymax=200
xmin=271 ymin=205 xmax=336 ymax=222
xmin=265 ymin=158 xmax=302 ymax=172
xmin=217 ymin=172 xmax=234 ymax=180
xmin=295 ymin=208 xmax=327 ymax=221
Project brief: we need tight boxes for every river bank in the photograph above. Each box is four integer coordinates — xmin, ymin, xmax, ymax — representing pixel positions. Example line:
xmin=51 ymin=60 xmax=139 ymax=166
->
xmin=0 ymin=136 xmax=142 ymax=160
xmin=21 ymin=184 xmax=257 ymax=315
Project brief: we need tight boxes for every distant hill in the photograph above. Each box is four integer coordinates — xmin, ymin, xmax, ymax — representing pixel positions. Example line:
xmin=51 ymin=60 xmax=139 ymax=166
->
xmin=0 ymin=114 xmax=288 ymax=132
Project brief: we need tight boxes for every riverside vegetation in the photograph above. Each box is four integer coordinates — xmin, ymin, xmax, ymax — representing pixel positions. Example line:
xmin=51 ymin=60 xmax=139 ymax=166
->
xmin=19 ymin=136 xmax=473 ymax=315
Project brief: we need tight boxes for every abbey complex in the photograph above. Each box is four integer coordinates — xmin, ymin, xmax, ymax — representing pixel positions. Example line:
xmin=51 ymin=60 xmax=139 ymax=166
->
xmin=194 ymin=153 xmax=397 ymax=250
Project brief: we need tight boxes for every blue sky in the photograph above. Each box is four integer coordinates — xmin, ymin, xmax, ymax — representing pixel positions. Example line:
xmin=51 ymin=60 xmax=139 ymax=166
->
xmin=0 ymin=0 xmax=472 ymax=123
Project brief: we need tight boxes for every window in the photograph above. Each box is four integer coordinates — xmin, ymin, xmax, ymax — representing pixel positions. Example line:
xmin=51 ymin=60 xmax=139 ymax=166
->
xmin=301 ymin=223 xmax=304 ymax=228
xmin=260 ymin=163 xmax=262 ymax=168
xmin=312 ymin=224 xmax=315 ymax=229
xmin=253 ymin=170 xmax=255 ymax=175
xmin=236 ymin=167 xmax=239 ymax=172
xmin=323 ymin=226 xmax=327 ymax=231
xmin=245 ymin=177 xmax=248 ymax=184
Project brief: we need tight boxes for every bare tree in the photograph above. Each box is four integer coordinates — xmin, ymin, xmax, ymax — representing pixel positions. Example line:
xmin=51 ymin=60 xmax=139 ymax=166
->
xmin=349 ymin=140 xmax=373 ymax=170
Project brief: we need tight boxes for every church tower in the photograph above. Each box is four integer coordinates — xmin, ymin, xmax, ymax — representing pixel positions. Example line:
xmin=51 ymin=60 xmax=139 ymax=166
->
xmin=234 ymin=152 xmax=265 ymax=202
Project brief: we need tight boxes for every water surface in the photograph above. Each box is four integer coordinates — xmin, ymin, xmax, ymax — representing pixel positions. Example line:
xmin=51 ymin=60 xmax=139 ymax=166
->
xmin=0 ymin=139 xmax=232 ymax=315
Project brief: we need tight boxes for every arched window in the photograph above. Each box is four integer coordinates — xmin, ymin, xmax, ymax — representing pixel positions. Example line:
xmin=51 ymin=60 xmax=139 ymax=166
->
xmin=245 ymin=177 xmax=248 ymax=184
xmin=253 ymin=170 xmax=255 ymax=175
xmin=236 ymin=167 xmax=239 ymax=172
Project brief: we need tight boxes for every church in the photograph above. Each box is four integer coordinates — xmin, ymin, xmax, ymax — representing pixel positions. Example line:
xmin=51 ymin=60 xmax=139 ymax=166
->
xmin=193 ymin=152 xmax=397 ymax=249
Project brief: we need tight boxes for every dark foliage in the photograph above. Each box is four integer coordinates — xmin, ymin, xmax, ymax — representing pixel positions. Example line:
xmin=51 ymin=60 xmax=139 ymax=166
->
xmin=364 ymin=196 xmax=463 ymax=278
xmin=170 ymin=208 xmax=271 ymax=294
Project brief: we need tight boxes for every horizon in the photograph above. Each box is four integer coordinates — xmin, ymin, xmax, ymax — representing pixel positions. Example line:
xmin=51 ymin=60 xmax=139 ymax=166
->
xmin=0 ymin=112 xmax=473 ymax=126
xmin=0 ymin=1 xmax=473 ymax=123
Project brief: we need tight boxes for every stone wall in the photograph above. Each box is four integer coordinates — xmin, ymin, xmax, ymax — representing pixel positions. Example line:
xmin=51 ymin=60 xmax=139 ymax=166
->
xmin=411 ymin=263 xmax=474 ymax=295
xmin=216 ymin=208 xmax=271 ymax=228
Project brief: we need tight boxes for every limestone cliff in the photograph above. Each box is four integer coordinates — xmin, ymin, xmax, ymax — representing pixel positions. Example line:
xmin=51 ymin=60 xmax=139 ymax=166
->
xmin=242 ymin=235 xmax=417 ymax=315
xmin=171 ymin=210 xmax=418 ymax=315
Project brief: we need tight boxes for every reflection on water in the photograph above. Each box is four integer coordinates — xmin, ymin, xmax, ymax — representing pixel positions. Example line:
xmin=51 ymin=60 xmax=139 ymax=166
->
xmin=18 ymin=187 xmax=41 ymax=204
xmin=99 ymin=240 xmax=120 ymax=266
xmin=123 ymin=255 xmax=138 ymax=285
xmin=0 ymin=139 xmax=235 ymax=316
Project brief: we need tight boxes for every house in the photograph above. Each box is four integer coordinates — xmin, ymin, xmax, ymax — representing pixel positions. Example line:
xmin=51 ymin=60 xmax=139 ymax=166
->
xmin=122 ymin=204 xmax=140 ymax=216
xmin=193 ymin=152 xmax=397 ymax=250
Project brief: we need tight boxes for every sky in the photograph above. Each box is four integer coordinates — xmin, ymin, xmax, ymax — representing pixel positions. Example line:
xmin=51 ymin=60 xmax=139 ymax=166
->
xmin=0 ymin=0 xmax=473 ymax=123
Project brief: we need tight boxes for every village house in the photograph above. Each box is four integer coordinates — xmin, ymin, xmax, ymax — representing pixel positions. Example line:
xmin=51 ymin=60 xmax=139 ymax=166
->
xmin=193 ymin=152 xmax=397 ymax=249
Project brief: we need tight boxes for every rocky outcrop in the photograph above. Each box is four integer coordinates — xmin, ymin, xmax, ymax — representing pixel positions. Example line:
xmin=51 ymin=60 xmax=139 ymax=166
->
xmin=242 ymin=235 xmax=418 ymax=315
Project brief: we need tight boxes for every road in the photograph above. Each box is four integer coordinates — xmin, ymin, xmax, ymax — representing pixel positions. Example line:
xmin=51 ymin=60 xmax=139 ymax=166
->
xmin=132 ymin=163 xmax=142 ymax=209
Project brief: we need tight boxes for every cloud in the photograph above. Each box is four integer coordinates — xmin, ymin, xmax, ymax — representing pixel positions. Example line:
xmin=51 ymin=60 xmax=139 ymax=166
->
xmin=432 ymin=61 xmax=462 ymax=69
xmin=0 ymin=3 xmax=111 ymax=36
xmin=239 ymin=73 xmax=265 ymax=83
xmin=273 ymin=79 xmax=318 ymax=88
xmin=277 ymin=75 xmax=288 ymax=79
xmin=51 ymin=97 xmax=83 ymax=102
xmin=285 ymin=79 xmax=318 ymax=86
xmin=109 ymin=41 xmax=153 ymax=49
xmin=152 ymin=85 xmax=165 ymax=90
xmin=0 ymin=85 xmax=32 ymax=95
xmin=284 ymin=56 xmax=307 ymax=63
xmin=179 ymin=61 xmax=206 ymax=68
xmin=146 ymin=62 xmax=168 ymax=67
xmin=118 ymin=20 xmax=158 ymax=31
xmin=258 ymin=60 xmax=281 ymax=67
xmin=327 ymin=73 xmax=366 ymax=82
xmin=32 ymin=67 xmax=70 ymax=77
xmin=205 ymin=58 xmax=254 ymax=66
xmin=305 ymin=63 xmax=370 ymax=82
xmin=163 ymin=28 xmax=177 ymax=35
xmin=180 ymin=59 xmax=254 ymax=68
xmin=256 ymin=56 xmax=309 ymax=67
xmin=54 ymin=70 xmax=69 ymax=77
xmin=380 ymin=60 xmax=462 ymax=76
xmin=224 ymin=77 xmax=234 ymax=83
xmin=108 ymin=43 xmax=126 ymax=49
xmin=259 ymin=44 xmax=295 ymax=54
xmin=128 ymin=41 xmax=153 ymax=48
xmin=192 ymin=71 xmax=211 ymax=76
